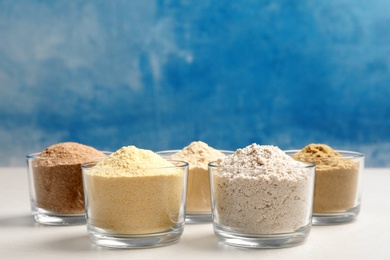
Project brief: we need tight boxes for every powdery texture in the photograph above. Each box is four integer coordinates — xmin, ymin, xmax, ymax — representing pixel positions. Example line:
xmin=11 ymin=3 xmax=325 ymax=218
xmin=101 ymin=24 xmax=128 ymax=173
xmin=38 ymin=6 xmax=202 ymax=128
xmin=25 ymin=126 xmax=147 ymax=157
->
xmin=293 ymin=144 xmax=360 ymax=213
xmin=85 ymin=146 xmax=185 ymax=234
xmin=32 ymin=142 xmax=105 ymax=214
xmin=213 ymin=144 xmax=313 ymax=234
xmin=171 ymin=141 xmax=225 ymax=213
xmin=94 ymin=145 xmax=174 ymax=176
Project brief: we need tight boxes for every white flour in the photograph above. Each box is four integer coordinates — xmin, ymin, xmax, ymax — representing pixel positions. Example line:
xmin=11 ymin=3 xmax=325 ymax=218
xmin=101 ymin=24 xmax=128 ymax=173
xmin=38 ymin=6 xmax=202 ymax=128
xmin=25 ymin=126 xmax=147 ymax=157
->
xmin=212 ymin=144 xmax=313 ymax=234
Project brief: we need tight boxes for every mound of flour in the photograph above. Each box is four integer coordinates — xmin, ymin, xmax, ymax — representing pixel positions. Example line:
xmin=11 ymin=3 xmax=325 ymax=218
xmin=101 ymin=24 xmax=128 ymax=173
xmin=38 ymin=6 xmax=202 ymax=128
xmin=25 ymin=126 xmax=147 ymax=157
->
xmin=213 ymin=144 xmax=313 ymax=234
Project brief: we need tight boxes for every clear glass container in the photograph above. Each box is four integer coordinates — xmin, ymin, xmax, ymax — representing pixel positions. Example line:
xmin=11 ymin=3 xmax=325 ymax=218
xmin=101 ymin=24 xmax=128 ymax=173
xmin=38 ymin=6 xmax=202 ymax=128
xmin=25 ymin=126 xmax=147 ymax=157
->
xmin=82 ymin=160 xmax=188 ymax=248
xmin=26 ymin=152 xmax=110 ymax=226
xmin=157 ymin=150 xmax=233 ymax=223
xmin=285 ymin=150 xmax=365 ymax=225
xmin=209 ymin=161 xmax=316 ymax=248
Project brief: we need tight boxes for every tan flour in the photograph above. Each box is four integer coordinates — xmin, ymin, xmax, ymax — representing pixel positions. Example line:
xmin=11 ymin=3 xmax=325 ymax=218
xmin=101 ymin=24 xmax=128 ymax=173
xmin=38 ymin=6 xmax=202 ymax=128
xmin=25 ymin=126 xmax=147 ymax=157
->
xmin=293 ymin=144 xmax=359 ymax=213
xmin=32 ymin=142 xmax=105 ymax=214
xmin=171 ymin=141 xmax=225 ymax=213
xmin=85 ymin=146 xmax=185 ymax=234
xmin=213 ymin=144 xmax=313 ymax=234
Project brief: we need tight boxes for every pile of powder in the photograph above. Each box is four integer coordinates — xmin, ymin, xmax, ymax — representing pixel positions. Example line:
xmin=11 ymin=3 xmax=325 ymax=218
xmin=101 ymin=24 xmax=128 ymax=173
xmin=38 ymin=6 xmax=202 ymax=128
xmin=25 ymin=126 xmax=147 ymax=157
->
xmin=32 ymin=142 xmax=105 ymax=214
xmin=85 ymin=146 xmax=185 ymax=234
xmin=95 ymin=145 xmax=175 ymax=175
xmin=293 ymin=144 xmax=360 ymax=213
xmin=213 ymin=143 xmax=313 ymax=234
xmin=171 ymin=141 xmax=225 ymax=213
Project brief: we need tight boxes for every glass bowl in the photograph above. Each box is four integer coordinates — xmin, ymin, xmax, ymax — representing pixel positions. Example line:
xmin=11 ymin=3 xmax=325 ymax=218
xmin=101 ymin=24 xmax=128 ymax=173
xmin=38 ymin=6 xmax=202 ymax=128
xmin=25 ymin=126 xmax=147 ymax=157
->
xmin=208 ymin=161 xmax=316 ymax=248
xmin=285 ymin=150 xmax=364 ymax=225
xmin=157 ymin=149 xmax=234 ymax=223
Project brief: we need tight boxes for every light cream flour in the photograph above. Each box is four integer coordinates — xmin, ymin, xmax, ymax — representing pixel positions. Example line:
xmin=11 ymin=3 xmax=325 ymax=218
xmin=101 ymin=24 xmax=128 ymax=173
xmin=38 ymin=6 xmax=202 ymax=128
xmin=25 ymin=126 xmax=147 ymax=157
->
xmin=171 ymin=141 xmax=225 ymax=213
xmin=213 ymin=144 xmax=313 ymax=234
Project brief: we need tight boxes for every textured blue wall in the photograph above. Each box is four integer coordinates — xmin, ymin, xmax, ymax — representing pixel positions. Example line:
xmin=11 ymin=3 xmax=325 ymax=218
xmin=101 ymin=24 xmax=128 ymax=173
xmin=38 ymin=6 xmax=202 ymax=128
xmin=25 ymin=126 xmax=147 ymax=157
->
xmin=0 ymin=1 xmax=389 ymax=167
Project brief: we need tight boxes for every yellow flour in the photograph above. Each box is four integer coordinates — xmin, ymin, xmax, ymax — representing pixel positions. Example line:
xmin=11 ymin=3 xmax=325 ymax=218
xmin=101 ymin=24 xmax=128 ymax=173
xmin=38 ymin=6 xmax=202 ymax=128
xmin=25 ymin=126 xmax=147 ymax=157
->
xmin=293 ymin=144 xmax=359 ymax=213
xmin=171 ymin=141 xmax=225 ymax=213
xmin=85 ymin=146 xmax=185 ymax=234
xmin=94 ymin=145 xmax=175 ymax=176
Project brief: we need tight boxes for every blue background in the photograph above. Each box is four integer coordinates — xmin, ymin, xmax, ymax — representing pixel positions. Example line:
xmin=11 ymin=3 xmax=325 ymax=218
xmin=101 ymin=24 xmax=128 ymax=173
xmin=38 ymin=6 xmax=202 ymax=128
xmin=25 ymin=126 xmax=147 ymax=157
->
xmin=0 ymin=0 xmax=389 ymax=167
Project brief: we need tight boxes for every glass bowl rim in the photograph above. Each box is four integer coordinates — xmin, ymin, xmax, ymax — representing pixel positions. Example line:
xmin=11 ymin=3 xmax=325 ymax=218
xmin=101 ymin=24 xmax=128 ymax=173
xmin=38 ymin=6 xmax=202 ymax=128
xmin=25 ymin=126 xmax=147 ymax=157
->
xmin=81 ymin=159 xmax=189 ymax=170
xmin=208 ymin=160 xmax=315 ymax=170
xmin=284 ymin=149 xmax=364 ymax=159
xmin=26 ymin=151 xmax=112 ymax=160
xmin=156 ymin=149 xmax=235 ymax=154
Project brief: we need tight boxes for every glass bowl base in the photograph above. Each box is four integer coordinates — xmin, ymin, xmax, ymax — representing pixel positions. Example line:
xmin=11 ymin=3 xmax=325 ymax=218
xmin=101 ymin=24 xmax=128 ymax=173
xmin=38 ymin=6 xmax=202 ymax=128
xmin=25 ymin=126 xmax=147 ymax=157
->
xmin=213 ymin=223 xmax=311 ymax=248
xmin=32 ymin=207 xmax=85 ymax=226
xmin=87 ymin=224 xmax=184 ymax=249
xmin=185 ymin=213 xmax=212 ymax=223
xmin=312 ymin=204 xmax=361 ymax=225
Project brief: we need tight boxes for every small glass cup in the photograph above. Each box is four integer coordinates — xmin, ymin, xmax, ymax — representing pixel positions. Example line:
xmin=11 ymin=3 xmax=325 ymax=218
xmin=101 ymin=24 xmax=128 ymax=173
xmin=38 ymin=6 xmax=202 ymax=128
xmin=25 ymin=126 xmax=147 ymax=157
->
xmin=82 ymin=160 xmax=188 ymax=248
xmin=26 ymin=152 xmax=110 ymax=226
xmin=285 ymin=150 xmax=364 ymax=225
xmin=209 ymin=161 xmax=316 ymax=248
xmin=157 ymin=150 xmax=233 ymax=223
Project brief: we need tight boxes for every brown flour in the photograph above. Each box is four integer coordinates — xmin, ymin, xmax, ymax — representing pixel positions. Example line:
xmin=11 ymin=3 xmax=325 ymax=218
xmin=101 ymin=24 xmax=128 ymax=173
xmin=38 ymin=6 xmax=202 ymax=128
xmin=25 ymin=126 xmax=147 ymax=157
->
xmin=32 ymin=142 xmax=105 ymax=214
xmin=293 ymin=144 xmax=360 ymax=213
xmin=212 ymin=144 xmax=313 ymax=234
xmin=171 ymin=141 xmax=225 ymax=213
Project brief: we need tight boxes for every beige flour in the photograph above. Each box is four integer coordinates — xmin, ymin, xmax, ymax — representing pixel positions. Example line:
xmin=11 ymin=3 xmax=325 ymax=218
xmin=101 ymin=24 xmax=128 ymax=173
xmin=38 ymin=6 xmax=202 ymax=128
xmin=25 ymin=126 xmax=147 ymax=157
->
xmin=32 ymin=142 xmax=105 ymax=214
xmin=213 ymin=144 xmax=313 ymax=234
xmin=171 ymin=141 xmax=225 ymax=213
xmin=85 ymin=146 xmax=185 ymax=234
xmin=293 ymin=144 xmax=360 ymax=213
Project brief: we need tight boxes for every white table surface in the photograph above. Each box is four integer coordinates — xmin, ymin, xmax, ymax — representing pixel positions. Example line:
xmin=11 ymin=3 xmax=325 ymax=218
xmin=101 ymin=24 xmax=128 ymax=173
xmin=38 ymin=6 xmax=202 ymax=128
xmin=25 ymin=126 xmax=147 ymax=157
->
xmin=0 ymin=167 xmax=389 ymax=260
